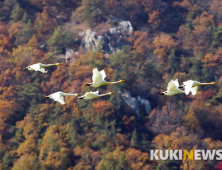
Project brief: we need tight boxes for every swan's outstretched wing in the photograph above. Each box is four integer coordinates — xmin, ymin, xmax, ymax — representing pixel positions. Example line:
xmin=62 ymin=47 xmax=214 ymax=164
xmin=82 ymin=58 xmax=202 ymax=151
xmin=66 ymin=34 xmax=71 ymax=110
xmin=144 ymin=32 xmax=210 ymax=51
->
xmin=190 ymin=86 xmax=198 ymax=95
xmin=58 ymin=96 xmax=65 ymax=105
xmin=51 ymin=92 xmax=61 ymax=101
xmin=167 ymin=79 xmax=178 ymax=92
xmin=93 ymin=90 xmax=99 ymax=95
xmin=30 ymin=64 xmax=41 ymax=71
xmin=85 ymin=91 xmax=99 ymax=99
xmin=100 ymin=70 xmax=106 ymax=80
xmin=167 ymin=79 xmax=173 ymax=91
xmin=85 ymin=93 xmax=97 ymax=99
xmin=183 ymin=81 xmax=193 ymax=95
xmin=92 ymin=68 xmax=103 ymax=83
xmin=173 ymin=79 xmax=179 ymax=87
xmin=40 ymin=68 xmax=48 ymax=73
xmin=92 ymin=68 xmax=105 ymax=86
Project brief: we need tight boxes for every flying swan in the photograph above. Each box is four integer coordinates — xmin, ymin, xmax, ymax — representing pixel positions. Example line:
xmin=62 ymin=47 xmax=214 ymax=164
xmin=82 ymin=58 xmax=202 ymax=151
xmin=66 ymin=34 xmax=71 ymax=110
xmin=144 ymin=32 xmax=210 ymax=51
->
xmin=23 ymin=63 xmax=62 ymax=73
xmin=45 ymin=91 xmax=79 ymax=105
xmin=179 ymin=80 xmax=217 ymax=95
xmin=78 ymin=91 xmax=115 ymax=100
xmin=159 ymin=79 xmax=185 ymax=95
xmin=85 ymin=68 xmax=125 ymax=87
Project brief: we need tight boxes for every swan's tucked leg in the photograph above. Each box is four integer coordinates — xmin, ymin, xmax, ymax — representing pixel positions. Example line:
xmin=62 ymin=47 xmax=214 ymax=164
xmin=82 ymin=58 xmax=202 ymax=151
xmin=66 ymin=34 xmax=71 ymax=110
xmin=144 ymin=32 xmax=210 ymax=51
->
xmin=40 ymin=68 xmax=48 ymax=73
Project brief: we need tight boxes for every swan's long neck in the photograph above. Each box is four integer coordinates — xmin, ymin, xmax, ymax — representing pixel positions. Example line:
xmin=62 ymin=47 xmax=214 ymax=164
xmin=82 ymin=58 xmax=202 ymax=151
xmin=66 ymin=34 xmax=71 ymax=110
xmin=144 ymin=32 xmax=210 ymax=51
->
xmin=62 ymin=93 xmax=78 ymax=96
xmin=42 ymin=63 xmax=59 ymax=67
xmin=199 ymin=82 xmax=216 ymax=85
xmin=97 ymin=93 xmax=112 ymax=97
xmin=106 ymin=80 xmax=123 ymax=85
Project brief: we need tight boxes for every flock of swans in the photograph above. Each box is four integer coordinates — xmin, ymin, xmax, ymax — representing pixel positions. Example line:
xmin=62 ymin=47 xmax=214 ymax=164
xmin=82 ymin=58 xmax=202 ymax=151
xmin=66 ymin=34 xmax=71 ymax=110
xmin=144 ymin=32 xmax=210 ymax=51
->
xmin=159 ymin=79 xmax=217 ymax=96
xmin=23 ymin=63 xmax=124 ymax=104
xmin=23 ymin=62 xmax=217 ymax=105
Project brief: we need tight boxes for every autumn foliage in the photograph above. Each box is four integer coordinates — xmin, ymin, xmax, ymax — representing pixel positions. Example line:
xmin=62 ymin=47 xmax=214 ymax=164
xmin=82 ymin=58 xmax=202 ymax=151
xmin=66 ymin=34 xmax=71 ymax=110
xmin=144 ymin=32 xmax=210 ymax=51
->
xmin=0 ymin=0 xmax=220 ymax=169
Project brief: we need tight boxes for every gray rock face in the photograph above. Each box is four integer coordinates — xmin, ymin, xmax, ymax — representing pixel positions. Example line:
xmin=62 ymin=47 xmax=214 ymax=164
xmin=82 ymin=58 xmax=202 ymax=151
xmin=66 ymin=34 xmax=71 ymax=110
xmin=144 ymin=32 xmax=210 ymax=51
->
xmin=79 ymin=16 xmax=133 ymax=54
xmin=83 ymin=29 xmax=104 ymax=51
xmin=66 ymin=49 xmax=74 ymax=57
xmin=65 ymin=49 xmax=74 ymax=62
xmin=120 ymin=90 xmax=151 ymax=115
xmin=137 ymin=96 xmax=151 ymax=114
xmin=109 ymin=21 xmax=133 ymax=36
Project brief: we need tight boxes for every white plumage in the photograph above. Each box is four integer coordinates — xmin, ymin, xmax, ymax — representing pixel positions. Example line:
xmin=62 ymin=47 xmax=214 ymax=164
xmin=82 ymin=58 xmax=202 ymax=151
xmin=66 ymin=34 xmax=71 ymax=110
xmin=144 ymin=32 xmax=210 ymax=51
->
xmin=180 ymin=80 xmax=217 ymax=95
xmin=46 ymin=91 xmax=79 ymax=105
xmin=159 ymin=79 xmax=185 ymax=96
xmin=78 ymin=91 xmax=115 ymax=100
xmin=86 ymin=68 xmax=125 ymax=87
xmin=23 ymin=63 xmax=62 ymax=73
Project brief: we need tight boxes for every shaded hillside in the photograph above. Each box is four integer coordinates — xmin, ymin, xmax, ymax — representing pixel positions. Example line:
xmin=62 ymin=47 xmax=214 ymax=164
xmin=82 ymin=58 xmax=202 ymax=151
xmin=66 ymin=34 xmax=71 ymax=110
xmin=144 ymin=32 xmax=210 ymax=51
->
xmin=0 ymin=0 xmax=221 ymax=169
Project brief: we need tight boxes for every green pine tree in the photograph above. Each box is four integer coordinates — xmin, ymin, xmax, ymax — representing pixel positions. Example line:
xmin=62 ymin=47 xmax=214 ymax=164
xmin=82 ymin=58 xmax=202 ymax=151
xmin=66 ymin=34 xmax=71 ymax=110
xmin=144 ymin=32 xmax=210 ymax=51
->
xmin=47 ymin=26 xmax=74 ymax=52
xmin=130 ymin=129 xmax=138 ymax=148
xmin=10 ymin=3 xmax=23 ymax=22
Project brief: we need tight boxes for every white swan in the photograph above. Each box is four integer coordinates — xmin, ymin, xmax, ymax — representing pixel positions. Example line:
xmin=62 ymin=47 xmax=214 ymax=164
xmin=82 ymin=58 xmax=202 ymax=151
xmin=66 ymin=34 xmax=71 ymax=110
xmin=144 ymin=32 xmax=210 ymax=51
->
xmin=78 ymin=91 xmax=115 ymax=100
xmin=23 ymin=63 xmax=62 ymax=73
xmin=159 ymin=79 xmax=185 ymax=95
xmin=45 ymin=91 xmax=79 ymax=105
xmin=179 ymin=80 xmax=217 ymax=95
xmin=85 ymin=68 xmax=125 ymax=87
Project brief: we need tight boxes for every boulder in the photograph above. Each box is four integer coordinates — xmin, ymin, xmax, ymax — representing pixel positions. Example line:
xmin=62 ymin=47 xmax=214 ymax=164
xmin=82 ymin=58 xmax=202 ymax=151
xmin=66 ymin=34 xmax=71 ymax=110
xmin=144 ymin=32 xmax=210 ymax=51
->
xmin=120 ymin=90 xmax=151 ymax=115
xmin=79 ymin=16 xmax=133 ymax=54
xmin=64 ymin=49 xmax=74 ymax=62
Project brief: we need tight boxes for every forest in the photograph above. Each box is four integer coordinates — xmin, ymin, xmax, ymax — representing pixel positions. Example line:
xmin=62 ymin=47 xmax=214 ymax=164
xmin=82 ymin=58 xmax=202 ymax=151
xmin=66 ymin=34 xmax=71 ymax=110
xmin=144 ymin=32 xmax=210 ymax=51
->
xmin=0 ymin=0 xmax=222 ymax=169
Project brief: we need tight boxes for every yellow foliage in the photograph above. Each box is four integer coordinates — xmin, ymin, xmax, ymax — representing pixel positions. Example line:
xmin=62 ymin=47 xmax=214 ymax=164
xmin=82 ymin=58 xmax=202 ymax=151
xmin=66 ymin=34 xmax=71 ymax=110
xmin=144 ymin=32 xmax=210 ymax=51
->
xmin=0 ymin=99 xmax=16 ymax=134
xmin=8 ymin=22 xmax=23 ymax=39
xmin=114 ymin=133 xmax=130 ymax=147
xmin=148 ymin=11 xmax=161 ymax=27
xmin=73 ymin=162 xmax=92 ymax=170
xmin=203 ymin=138 xmax=222 ymax=150
xmin=182 ymin=109 xmax=203 ymax=134
xmin=92 ymin=101 xmax=114 ymax=118
xmin=17 ymin=134 xmax=37 ymax=156
xmin=16 ymin=114 xmax=38 ymax=139
xmin=39 ymin=125 xmax=71 ymax=169
xmin=132 ymin=31 xmax=151 ymax=55
xmin=34 ymin=6 xmax=57 ymax=35
xmin=153 ymin=34 xmax=177 ymax=62
xmin=26 ymin=36 xmax=38 ymax=48
xmin=74 ymin=146 xmax=85 ymax=157
xmin=180 ymin=146 xmax=205 ymax=170
xmin=152 ymin=127 xmax=195 ymax=150
xmin=201 ymin=50 xmax=222 ymax=67
xmin=173 ymin=0 xmax=192 ymax=10
xmin=125 ymin=148 xmax=151 ymax=170
xmin=96 ymin=146 xmax=124 ymax=170
xmin=42 ymin=151 xmax=61 ymax=169
xmin=10 ymin=43 xmax=44 ymax=65
xmin=12 ymin=154 xmax=40 ymax=170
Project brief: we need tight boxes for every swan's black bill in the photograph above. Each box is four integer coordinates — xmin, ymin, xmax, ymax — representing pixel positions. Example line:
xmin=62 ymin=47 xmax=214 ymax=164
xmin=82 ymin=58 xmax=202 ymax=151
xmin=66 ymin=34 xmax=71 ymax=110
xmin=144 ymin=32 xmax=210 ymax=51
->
xmin=23 ymin=68 xmax=28 ymax=71
xmin=159 ymin=93 xmax=164 ymax=95
xmin=178 ymin=85 xmax=184 ymax=89
xmin=78 ymin=97 xmax=84 ymax=99
xmin=85 ymin=83 xmax=91 ymax=86
xmin=45 ymin=96 xmax=49 ymax=98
